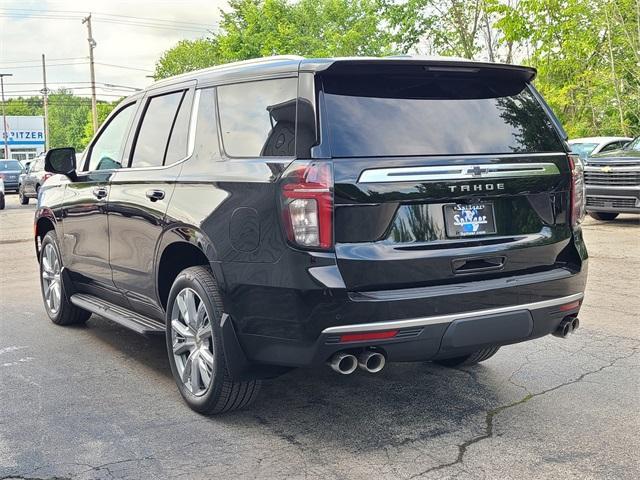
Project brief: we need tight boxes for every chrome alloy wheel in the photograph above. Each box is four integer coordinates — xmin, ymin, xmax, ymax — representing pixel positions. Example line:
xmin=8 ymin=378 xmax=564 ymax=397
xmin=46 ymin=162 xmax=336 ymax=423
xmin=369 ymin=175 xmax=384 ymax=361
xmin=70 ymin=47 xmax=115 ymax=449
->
xmin=41 ymin=243 xmax=62 ymax=315
xmin=171 ymin=288 xmax=214 ymax=396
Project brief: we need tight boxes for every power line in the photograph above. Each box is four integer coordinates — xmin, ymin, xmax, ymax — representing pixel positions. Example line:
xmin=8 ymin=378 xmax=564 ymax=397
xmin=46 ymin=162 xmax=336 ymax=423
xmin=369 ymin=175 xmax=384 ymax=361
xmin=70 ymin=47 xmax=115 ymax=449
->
xmin=0 ymin=10 xmax=216 ymax=33
xmin=4 ymin=87 xmax=134 ymax=94
xmin=0 ymin=57 xmax=87 ymax=65
xmin=94 ymin=62 xmax=153 ymax=73
xmin=5 ymin=81 xmax=142 ymax=88
xmin=0 ymin=7 xmax=217 ymax=28
xmin=0 ymin=62 xmax=89 ymax=69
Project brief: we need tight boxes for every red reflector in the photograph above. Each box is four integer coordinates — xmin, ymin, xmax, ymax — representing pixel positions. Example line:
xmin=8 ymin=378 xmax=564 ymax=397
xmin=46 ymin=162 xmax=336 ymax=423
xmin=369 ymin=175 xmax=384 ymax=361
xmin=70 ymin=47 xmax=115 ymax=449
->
xmin=559 ymin=301 xmax=581 ymax=311
xmin=340 ymin=330 xmax=398 ymax=343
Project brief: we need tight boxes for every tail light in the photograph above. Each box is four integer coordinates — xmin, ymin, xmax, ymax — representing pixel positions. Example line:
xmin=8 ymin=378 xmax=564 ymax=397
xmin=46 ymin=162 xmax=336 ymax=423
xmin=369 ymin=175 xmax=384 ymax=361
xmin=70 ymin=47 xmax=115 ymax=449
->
xmin=42 ymin=173 xmax=53 ymax=183
xmin=280 ymin=160 xmax=333 ymax=250
xmin=568 ymin=154 xmax=586 ymax=227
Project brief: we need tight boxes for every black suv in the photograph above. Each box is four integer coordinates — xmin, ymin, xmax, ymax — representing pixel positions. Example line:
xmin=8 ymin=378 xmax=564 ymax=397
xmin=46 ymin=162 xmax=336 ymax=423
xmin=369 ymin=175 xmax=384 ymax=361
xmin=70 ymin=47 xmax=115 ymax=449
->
xmin=36 ymin=56 xmax=588 ymax=414
xmin=584 ymin=136 xmax=640 ymax=220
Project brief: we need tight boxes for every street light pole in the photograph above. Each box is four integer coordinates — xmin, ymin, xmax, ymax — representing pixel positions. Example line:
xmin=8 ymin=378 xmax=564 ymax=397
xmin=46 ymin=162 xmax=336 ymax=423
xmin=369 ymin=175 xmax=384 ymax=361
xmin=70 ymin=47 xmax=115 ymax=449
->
xmin=0 ymin=73 xmax=13 ymax=160
xmin=41 ymin=54 xmax=50 ymax=151
xmin=82 ymin=14 xmax=98 ymax=134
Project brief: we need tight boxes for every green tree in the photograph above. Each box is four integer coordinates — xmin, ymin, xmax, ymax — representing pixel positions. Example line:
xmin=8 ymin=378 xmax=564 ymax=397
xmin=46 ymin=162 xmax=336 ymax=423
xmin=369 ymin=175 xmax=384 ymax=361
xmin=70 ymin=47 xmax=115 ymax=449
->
xmin=154 ymin=38 xmax=223 ymax=79
xmin=154 ymin=0 xmax=395 ymax=79
xmin=47 ymin=90 xmax=91 ymax=150
xmin=495 ymin=0 xmax=639 ymax=136
xmin=4 ymin=97 xmax=43 ymax=116
xmin=80 ymin=101 xmax=119 ymax=148
xmin=154 ymin=0 xmax=639 ymax=137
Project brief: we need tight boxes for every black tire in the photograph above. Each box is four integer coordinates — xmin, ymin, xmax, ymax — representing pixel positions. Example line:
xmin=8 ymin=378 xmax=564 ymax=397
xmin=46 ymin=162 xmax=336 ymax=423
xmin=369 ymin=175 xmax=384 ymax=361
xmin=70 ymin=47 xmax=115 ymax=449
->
xmin=19 ymin=187 xmax=29 ymax=205
xmin=589 ymin=212 xmax=619 ymax=221
xmin=433 ymin=346 xmax=500 ymax=367
xmin=39 ymin=231 xmax=90 ymax=325
xmin=166 ymin=266 xmax=261 ymax=415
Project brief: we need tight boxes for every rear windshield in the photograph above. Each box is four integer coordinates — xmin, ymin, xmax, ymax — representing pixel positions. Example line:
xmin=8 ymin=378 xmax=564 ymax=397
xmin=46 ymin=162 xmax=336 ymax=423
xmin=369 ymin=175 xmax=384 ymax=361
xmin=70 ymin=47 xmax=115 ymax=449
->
xmin=0 ymin=160 xmax=23 ymax=171
xmin=322 ymin=74 xmax=564 ymax=157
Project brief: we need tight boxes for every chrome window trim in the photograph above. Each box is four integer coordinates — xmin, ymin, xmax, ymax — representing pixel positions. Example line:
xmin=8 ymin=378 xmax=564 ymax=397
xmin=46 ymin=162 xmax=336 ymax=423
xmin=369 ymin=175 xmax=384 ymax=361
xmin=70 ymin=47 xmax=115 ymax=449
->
xmin=321 ymin=293 xmax=584 ymax=334
xmin=358 ymin=162 xmax=561 ymax=183
xmin=84 ymin=88 xmax=201 ymax=174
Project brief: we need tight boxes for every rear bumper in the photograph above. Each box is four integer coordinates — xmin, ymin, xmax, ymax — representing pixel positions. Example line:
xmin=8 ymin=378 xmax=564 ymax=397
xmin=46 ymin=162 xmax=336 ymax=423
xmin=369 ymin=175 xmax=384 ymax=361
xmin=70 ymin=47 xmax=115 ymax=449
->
xmin=585 ymin=185 xmax=640 ymax=213
xmin=236 ymin=265 xmax=587 ymax=368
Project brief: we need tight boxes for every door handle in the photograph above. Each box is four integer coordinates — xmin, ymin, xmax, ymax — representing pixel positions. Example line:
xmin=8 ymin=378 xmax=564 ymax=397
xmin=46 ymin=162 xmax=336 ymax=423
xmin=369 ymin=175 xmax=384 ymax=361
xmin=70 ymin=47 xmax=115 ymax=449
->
xmin=92 ymin=187 xmax=108 ymax=200
xmin=145 ymin=189 xmax=165 ymax=202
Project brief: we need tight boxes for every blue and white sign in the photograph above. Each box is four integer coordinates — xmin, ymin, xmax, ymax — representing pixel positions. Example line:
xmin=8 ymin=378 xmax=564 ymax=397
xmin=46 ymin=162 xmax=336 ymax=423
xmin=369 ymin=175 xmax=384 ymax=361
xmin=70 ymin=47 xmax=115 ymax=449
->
xmin=0 ymin=116 xmax=45 ymax=146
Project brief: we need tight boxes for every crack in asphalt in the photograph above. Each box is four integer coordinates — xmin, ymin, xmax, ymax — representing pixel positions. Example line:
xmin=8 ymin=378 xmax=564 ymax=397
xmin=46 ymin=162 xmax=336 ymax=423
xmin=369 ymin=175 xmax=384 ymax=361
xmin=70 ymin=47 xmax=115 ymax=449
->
xmin=0 ymin=477 xmax=71 ymax=480
xmin=406 ymin=345 xmax=640 ymax=479
xmin=2 ymin=456 xmax=156 ymax=480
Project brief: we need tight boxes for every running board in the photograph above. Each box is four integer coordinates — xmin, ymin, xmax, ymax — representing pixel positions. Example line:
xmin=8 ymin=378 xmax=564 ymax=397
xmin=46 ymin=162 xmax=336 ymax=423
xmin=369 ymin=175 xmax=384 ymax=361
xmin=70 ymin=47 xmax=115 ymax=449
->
xmin=70 ymin=293 xmax=165 ymax=335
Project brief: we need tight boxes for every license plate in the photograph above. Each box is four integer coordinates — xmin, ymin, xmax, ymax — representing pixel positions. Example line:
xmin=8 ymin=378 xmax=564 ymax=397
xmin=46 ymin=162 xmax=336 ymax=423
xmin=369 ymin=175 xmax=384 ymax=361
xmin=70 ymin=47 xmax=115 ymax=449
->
xmin=444 ymin=202 xmax=496 ymax=237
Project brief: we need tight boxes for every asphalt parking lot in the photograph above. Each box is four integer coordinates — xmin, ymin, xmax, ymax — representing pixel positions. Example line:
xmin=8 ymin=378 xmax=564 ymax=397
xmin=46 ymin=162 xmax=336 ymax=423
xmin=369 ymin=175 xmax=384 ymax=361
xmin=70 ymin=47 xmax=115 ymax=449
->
xmin=0 ymin=193 xmax=638 ymax=480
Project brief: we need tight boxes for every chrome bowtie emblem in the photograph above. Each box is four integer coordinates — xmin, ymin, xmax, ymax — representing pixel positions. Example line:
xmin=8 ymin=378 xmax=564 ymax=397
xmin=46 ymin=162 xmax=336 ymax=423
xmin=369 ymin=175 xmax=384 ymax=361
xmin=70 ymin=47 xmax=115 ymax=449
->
xmin=600 ymin=166 xmax=612 ymax=173
xmin=467 ymin=165 xmax=486 ymax=177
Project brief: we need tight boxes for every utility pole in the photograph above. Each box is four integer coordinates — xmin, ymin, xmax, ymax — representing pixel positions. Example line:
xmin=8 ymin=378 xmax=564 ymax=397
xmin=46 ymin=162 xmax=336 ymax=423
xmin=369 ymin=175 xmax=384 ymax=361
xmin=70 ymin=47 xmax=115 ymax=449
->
xmin=82 ymin=13 xmax=98 ymax=134
xmin=0 ymin=73 xmax=12 ymax=161
xmin=41 ymin=54 xmax=50 ymax=151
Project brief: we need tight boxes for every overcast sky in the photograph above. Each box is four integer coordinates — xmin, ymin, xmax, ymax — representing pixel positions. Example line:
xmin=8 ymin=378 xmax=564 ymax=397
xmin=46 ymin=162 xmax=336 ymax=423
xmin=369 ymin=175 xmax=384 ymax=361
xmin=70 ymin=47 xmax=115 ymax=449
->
xmin=0 ymin=0 xmax=225 ymax=101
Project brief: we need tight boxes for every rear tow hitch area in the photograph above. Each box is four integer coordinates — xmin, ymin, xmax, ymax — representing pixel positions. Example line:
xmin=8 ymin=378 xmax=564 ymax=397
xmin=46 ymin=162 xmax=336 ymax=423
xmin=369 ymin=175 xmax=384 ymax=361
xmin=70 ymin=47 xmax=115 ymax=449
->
xmin=553 ymin=316 xmax=580 ymax=338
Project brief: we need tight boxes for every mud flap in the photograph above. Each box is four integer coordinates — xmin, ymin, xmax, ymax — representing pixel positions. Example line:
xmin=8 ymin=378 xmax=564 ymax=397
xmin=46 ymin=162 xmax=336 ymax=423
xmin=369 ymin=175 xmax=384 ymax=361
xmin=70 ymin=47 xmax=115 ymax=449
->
xmin=220 ymin=313 xmax=292 ymax=380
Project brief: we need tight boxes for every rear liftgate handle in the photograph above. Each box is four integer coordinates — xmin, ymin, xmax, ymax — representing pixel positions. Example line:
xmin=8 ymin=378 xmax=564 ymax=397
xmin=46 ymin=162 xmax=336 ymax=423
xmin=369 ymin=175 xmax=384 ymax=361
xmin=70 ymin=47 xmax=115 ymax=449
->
xmin=452 ymin=256 xmax=506 ymax=275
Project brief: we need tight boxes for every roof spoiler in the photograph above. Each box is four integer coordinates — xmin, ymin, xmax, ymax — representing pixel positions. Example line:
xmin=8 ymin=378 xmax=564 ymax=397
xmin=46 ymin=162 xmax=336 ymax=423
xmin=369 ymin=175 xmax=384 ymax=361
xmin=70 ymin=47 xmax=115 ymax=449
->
xmin=302 ymin=57 xmax=537 ymax=82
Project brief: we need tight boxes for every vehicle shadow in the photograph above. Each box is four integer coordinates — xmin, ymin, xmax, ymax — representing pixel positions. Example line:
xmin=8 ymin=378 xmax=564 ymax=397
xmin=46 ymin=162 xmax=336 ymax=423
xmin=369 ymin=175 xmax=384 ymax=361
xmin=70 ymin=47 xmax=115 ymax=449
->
xmin=79 ymin=316 xmax=172 ymax=379
xmin=219 ymin=362 xmax=503 ymax=453
xmin=81 ymin=315 xmax=508 ymax=453
xmin=584 ymin=214 xmax=639 ymax=228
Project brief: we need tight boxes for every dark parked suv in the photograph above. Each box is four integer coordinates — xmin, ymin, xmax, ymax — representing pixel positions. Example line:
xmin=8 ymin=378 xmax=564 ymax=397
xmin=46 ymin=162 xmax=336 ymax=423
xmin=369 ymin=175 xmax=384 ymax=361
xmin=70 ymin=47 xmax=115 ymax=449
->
xmin=584 ymin=136 xmax=640 ymax=220
xmin=36 ymin=56 xmax=588 ymax=414
xmin=19 ymin=154 xmax=53 ymax=204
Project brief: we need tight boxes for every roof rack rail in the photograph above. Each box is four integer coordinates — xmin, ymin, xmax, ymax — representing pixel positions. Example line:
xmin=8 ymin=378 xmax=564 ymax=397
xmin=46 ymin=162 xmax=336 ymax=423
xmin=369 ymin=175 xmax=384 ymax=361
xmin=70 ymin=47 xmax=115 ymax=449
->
xmin=150 ymin=55 xmax=305 ymax=87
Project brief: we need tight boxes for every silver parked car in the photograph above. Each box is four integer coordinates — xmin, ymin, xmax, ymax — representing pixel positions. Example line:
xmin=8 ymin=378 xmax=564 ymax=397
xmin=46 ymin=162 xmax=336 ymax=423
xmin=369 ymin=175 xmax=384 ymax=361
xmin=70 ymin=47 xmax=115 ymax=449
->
xmin=569 ymin=136 xmax=633 ymax=160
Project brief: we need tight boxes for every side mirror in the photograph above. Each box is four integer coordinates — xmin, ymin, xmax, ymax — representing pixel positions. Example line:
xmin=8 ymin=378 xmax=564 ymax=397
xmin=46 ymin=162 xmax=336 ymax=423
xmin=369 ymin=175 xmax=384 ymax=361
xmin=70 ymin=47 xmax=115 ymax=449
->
xmin=45 ymin=147 xmax=76 ymax=176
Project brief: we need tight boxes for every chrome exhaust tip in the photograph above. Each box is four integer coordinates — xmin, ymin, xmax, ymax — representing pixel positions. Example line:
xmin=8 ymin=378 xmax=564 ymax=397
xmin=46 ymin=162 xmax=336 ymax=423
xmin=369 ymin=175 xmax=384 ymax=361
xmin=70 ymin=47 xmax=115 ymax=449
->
xmin=571 ymin=317 xmax=580 ymax=331
xmin=328 ymin=352 xmax=358 ymax=375
xmin=553 ymin=317 xmax=577 ymax=339
xmin=358 ymin=351 xmax=386 ymax=373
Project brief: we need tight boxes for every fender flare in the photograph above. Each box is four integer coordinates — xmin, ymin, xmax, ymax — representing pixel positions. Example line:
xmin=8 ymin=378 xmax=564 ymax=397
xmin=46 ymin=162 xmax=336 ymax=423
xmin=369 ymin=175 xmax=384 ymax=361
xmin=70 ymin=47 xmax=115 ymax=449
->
xmin=34 ymin=207 xmax=58 ymax=257
xmin=154 ymin=223 xmax=226 ymax=292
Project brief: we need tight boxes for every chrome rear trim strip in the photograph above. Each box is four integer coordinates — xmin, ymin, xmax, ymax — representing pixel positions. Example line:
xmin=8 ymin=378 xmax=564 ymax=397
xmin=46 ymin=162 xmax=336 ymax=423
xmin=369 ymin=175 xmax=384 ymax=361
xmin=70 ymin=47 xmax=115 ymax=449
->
xmin=321 ymin=293 xmax=583 ymax=334
xmin=358 ymin=162 xmax=560 ymax=183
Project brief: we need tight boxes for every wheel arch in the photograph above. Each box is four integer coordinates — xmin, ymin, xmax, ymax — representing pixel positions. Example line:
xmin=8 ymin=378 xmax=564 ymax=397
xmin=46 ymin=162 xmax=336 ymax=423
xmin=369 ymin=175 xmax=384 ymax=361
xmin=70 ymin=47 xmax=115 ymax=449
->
xmin=155 ymin=225 xmax=222 ymax=310
xmin=34 ymin=208 xmax=57 ymax=261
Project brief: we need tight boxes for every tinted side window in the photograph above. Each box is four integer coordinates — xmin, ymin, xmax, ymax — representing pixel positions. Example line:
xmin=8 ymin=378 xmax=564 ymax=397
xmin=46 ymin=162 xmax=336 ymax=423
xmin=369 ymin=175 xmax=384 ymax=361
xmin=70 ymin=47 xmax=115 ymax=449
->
xmin=130 ymin=91 xmax=185 ymax=168
xmin=600 ymin=143 xmax=617 ymax=153
xmin=217 ymin=78 xmax=297 ymax=157
xmin=87 ymin=103 xmax=136 ymax=171
xmin=165 ymin=90 xmax=193 ymax=164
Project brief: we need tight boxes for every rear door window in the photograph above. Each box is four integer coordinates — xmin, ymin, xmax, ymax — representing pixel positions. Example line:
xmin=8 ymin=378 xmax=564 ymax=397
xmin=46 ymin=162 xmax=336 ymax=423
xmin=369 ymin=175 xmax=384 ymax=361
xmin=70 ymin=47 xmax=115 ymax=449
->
xmin=217 ymin=78 xmax=297 ymax=157
xmin=130 ymin=91 xmax=186 ymax=168
xmin=322 ymin=73 xmax=564 ymax=157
